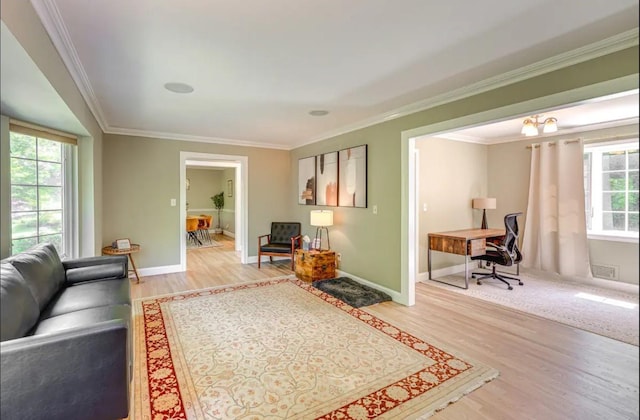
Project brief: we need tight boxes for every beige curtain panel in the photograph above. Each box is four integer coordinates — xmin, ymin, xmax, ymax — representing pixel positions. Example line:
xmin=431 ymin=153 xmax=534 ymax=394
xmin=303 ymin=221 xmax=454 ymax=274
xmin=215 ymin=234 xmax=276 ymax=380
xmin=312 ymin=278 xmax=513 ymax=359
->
xmin=522 ymin=139 xmax=592 ymax=278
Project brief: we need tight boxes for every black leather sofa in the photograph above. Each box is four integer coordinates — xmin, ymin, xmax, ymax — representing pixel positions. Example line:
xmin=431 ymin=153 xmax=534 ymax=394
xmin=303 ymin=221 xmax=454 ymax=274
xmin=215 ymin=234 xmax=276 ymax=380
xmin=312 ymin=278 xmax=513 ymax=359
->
xmin=1 ymin=243 xmax=132 ymax=420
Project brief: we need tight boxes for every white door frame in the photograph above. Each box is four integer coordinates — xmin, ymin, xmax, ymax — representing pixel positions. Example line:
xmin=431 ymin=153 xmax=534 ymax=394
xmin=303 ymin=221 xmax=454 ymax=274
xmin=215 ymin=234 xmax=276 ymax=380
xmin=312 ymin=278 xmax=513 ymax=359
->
xmin=180 ymin=151 xmax=249 ymax=270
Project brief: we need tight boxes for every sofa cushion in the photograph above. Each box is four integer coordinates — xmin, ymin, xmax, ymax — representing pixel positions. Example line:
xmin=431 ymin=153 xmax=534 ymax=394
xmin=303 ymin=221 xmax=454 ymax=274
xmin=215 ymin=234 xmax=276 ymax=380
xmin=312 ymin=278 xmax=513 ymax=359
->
xmin=6 ymin=243 xmax=66 ymax=311
xmin=1 ymin=264 xmax=40 ymax=341
xmin=39 ymin=278 xmax=131 ymax=320
xmin=31 ymin=304 xmax=131 ymax=336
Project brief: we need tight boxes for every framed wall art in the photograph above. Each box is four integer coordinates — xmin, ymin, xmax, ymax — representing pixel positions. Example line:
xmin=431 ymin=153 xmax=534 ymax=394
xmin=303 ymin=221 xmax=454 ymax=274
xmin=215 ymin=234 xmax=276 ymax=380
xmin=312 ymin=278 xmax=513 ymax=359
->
xmin=298 ymin=156 xmax=316 ymax=205
xmin=338 ymin=145 xmax=367 ymax=208
xmin=315 ymin=151 xmax=338 ymax=206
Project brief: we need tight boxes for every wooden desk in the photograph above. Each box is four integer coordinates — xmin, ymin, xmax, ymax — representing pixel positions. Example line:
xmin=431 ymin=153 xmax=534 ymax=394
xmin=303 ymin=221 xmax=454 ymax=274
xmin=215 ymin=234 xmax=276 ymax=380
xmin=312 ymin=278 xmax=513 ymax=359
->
xmin=102 ymin=244 xmax=141 ymax=283
xmin=428 ymin=228 xmax=504 ymax=289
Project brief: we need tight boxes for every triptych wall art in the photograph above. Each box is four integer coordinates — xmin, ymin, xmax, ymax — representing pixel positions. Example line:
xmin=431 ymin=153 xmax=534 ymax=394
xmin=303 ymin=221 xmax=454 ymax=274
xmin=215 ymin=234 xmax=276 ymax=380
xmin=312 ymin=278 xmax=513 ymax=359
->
xmin=298 ymin=144 xmax=367 ymax=208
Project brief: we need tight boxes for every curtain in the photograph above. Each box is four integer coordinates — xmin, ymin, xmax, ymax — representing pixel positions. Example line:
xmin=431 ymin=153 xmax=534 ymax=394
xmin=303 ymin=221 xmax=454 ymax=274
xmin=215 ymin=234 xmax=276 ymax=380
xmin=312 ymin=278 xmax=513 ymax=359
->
xmin=521 ymin=139 xmax=591 ymax=278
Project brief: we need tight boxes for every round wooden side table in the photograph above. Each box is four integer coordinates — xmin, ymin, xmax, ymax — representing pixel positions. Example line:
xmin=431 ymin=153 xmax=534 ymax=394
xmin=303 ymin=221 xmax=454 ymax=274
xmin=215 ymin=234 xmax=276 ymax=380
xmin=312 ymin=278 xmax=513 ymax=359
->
xmin=101 ymin=244 xmax=141 ymax=283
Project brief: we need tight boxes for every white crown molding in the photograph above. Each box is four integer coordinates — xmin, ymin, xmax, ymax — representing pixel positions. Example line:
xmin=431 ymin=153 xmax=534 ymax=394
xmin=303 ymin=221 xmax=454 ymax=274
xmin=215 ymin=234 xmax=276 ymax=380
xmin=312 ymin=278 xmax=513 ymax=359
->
xmin=30 ymin=0 xmax=109 ymax=132
xmin=303 ymin=28 xmax=639 ymax=148
xmin=31 ymin=1 xmax=638 ymax=150
xmin=105 ymin=126 xmax=291 ymax=150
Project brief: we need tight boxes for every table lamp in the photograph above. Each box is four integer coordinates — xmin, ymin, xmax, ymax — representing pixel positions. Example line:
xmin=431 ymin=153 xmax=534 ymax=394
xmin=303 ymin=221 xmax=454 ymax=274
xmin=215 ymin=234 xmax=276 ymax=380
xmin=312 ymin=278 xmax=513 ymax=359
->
xmin=310 ymin=210 xmax=333 ymax=250
xmin=472 ymin=198 xmax=496 ymax=229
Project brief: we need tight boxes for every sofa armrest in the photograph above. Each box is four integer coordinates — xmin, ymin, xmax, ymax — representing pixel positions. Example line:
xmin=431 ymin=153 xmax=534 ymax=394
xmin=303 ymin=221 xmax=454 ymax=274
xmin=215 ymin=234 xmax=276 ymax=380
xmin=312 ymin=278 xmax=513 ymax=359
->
xmin=0 ymin=320 xmax=129 ymax=420
xmin=62 ymin=255 xmax=128 ymax=285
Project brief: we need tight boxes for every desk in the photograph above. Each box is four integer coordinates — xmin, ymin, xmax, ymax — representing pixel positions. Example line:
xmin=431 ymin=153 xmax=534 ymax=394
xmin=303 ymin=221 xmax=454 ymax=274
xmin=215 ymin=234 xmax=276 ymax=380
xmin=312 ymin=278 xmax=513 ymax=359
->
xmin=428 ymin=228 xmax=504 ymax=289
xmin=102 ymin=244 xmax=141 ymax=283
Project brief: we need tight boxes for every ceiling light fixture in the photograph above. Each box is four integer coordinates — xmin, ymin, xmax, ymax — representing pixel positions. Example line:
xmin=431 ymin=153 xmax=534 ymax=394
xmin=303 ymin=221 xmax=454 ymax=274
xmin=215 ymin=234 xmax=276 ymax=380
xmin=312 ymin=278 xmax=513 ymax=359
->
xmin=521 ymin=115 xmax=558 ymax=136
xmin=164 ymin=82 xmax=194 ymax=94
xmin=309 ymin=110 xmax=329 ymax=116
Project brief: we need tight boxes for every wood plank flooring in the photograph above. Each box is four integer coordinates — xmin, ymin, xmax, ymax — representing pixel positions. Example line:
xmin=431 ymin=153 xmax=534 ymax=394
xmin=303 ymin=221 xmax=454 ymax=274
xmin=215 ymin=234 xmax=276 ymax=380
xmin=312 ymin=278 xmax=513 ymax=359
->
xmin=131 ymin=234 xmax=639 ymax=420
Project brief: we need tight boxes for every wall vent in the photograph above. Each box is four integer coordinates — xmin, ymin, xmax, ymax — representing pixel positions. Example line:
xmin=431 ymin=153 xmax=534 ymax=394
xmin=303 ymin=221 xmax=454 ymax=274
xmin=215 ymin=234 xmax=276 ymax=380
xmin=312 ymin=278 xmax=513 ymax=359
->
xmin=591 ymin=264 xmax=618 ymax=280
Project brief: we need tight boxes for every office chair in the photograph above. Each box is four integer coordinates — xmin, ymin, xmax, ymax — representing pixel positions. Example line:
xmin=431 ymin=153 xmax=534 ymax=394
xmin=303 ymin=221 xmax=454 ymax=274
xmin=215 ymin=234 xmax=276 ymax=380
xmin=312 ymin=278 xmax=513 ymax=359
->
xmin=471 ymin=212 xmax=523 ymax=290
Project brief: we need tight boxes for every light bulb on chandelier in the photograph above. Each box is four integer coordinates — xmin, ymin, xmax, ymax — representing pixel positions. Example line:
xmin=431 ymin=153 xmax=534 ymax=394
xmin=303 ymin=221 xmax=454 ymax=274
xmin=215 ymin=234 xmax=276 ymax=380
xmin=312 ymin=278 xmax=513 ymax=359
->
xmin=521 ymin=115 xmax=558 ymax=137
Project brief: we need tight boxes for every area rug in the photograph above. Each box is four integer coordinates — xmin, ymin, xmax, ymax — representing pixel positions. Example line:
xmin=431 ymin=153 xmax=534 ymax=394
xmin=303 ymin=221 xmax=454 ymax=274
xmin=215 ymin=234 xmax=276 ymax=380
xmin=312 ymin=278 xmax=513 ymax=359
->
xmin=425 ymin=268 xmax=639 ymax=346
xmin=132 ymin=277 xmax=498 ymax=419
xmin=313 ymin=277 xmax=392 ymax=308
xmin=186 ymin=239 xmax=223 ymax=250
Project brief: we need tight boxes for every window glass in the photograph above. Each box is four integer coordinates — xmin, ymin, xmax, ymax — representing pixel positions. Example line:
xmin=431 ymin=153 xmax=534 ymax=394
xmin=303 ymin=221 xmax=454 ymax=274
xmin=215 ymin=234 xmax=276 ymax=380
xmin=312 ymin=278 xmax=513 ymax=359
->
xmin=585 ymin=140 xmax=639 ymax=239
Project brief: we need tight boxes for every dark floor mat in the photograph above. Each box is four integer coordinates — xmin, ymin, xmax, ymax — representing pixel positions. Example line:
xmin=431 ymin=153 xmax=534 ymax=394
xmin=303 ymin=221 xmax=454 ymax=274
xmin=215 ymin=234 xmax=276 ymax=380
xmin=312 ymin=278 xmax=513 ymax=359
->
xmin=312 ymin=277 xmax=392 ymax=308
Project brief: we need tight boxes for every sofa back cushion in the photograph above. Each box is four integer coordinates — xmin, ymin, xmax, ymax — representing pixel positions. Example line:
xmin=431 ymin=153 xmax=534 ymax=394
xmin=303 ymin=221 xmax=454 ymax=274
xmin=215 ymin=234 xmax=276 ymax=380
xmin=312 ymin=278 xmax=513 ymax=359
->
xmin=1 ymin=263 xmax=40 ymax=341
xmin=6 ymin=243 xmax=66 ymax=311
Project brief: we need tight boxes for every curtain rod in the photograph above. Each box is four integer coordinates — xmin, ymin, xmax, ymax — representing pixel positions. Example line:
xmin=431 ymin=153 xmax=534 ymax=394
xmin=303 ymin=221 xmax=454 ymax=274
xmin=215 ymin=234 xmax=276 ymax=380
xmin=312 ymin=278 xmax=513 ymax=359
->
xmin=526 ymin=139 xmax=580 ymax=149
xmin=526 ymin=134 xmax=639 ymax=149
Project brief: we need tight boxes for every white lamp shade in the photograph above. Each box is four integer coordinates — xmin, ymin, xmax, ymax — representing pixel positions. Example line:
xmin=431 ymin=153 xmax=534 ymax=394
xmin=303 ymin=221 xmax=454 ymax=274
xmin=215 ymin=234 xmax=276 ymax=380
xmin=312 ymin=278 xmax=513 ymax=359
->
xmin=310 ymin=210 xmax=333 ymax=227
xmin=472 ymin=198 xmax=496 ymax=210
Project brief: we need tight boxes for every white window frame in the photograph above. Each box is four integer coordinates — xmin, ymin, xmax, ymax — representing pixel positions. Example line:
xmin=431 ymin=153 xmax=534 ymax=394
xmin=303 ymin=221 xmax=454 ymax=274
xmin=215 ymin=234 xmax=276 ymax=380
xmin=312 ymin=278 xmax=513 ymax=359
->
xmin=9 ymin=123 xmax=78 ymax=258
xmin=584 ymin=139 xmax=639 ymax=243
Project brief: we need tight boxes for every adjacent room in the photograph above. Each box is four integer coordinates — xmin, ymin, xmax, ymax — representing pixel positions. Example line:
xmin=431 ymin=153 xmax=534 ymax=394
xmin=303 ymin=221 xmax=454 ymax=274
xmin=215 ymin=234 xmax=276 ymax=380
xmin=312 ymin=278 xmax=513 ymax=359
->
xmin=1 ymin=1 xmax=638 ymax=419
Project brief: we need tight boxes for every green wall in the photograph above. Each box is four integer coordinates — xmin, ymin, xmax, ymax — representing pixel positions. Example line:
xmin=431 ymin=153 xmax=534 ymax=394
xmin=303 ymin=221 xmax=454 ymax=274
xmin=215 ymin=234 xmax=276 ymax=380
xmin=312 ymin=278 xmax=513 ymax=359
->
xmin=102 ymin=134 xmax=290 ymax=269
xmin=292 ymin=46 xmax=639 ymax=293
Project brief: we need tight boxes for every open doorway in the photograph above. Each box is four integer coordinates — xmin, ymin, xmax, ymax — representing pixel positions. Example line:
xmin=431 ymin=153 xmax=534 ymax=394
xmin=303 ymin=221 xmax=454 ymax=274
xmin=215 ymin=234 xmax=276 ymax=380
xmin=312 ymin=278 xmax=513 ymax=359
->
xmin=180 ymin=152 xmax=248 ymax=271
xmin=401 ymin=80 xmax=639 ymax=306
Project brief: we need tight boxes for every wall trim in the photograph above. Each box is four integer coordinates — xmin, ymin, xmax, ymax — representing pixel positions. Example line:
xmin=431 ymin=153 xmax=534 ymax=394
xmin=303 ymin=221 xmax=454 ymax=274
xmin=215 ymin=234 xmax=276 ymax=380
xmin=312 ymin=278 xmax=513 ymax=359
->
xmin=138 ymin=264 xmax=183 ymax=277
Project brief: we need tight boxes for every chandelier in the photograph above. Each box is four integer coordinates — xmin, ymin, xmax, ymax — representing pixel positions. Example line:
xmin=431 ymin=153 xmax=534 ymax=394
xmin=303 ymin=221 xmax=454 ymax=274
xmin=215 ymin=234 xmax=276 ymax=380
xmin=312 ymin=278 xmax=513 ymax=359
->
xmin=521 ymin=115 xmax=558 ymax=137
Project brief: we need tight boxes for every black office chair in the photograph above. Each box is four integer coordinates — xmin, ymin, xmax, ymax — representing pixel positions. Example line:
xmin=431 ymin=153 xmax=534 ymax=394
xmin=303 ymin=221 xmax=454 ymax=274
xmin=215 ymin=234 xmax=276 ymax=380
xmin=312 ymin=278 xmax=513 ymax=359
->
xmin=471 ymin=212 xmax=523 ymax=290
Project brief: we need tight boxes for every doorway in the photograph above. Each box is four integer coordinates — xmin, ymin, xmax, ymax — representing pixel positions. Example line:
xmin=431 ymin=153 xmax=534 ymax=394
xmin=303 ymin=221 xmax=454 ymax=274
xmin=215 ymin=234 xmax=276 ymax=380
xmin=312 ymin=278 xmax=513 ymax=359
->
xmin=180 ymin=152 xmax=248 ymax=271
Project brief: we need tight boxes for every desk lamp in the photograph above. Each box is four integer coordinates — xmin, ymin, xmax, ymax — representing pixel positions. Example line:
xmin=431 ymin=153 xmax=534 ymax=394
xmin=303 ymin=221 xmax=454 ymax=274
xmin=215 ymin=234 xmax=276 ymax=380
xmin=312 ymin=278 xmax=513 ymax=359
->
xmin=472 ymin=198 xmax=496 ymax=229
xmin=310 ymin=210 xmax=333 ymax=250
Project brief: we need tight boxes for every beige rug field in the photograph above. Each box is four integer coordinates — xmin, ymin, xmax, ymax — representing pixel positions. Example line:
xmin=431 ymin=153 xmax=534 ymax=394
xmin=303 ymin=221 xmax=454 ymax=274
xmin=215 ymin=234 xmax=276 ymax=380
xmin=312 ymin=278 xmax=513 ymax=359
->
xmin=132 ymin=277 xmax=498 ymax=419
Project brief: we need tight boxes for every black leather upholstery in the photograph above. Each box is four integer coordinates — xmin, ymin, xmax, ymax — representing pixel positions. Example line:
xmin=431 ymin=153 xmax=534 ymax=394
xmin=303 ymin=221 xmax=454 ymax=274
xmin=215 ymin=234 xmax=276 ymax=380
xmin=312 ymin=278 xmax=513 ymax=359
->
xmin=258 ymin=222 xmax=302 ymax=270
xmin=1 ymin=243 xmax=131 ymax=420
xmin=471 ymin=212 xmax=524 ymax=290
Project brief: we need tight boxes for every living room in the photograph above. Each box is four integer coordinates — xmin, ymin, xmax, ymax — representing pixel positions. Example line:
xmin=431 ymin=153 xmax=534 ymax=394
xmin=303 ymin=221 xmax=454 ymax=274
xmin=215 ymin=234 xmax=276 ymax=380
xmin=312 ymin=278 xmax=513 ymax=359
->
xmin=1 ymin=1 xmax=638 ymax=419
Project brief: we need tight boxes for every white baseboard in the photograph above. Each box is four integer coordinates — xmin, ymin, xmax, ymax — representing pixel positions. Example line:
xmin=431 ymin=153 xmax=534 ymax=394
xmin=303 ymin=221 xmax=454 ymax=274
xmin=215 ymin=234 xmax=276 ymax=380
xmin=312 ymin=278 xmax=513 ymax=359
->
xmin=138 ymin=264 xmax=183 ymax=277
xmin=246 ymin=255 xmax=291 ymax=264
xmin=417 ymin=263 xmax=467 ymax=283
xmin=222 ymin=230 xmax=235 ymax=238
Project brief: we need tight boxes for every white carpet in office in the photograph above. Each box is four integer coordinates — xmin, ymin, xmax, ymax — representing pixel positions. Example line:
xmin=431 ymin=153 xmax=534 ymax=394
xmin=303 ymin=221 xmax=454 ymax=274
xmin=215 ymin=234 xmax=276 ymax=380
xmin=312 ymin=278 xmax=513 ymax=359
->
xmin=422 ymin=268 xmax=639 ymax=346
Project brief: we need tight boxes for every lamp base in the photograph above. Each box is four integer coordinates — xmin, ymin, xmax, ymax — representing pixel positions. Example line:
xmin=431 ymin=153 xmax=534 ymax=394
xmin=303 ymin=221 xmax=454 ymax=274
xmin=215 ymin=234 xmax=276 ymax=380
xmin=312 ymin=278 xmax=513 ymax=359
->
xmin=481 ymin=210 xmax=488 ymax=229
xmin=314 ymin=227 xmax=331 ymax=250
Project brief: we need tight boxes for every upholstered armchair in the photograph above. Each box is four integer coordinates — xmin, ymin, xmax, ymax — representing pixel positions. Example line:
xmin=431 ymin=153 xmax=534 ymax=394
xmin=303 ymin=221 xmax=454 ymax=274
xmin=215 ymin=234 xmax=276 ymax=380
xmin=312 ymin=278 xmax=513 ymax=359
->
xmin=258 ymin=222 xmax=302 ymax=270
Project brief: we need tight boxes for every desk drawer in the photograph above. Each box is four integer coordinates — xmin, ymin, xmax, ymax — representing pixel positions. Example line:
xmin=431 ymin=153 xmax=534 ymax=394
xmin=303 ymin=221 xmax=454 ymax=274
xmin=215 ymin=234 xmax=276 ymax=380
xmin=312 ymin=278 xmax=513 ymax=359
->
xmin=468 ymin=239 xmax=486 ymax=257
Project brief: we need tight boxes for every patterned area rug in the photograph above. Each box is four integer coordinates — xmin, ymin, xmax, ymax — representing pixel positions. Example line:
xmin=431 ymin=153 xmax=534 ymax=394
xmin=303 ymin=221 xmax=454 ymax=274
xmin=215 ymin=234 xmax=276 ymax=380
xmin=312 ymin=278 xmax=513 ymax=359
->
xmin=186 ymin=239 xmax=223 ymax=249
xmin=132 ymin=277 xmax=498 ymax=419
xmin=425 ymin=268 xmax=639 ymax=346
xmin=313 ymin=277 xmax=392 ymax=308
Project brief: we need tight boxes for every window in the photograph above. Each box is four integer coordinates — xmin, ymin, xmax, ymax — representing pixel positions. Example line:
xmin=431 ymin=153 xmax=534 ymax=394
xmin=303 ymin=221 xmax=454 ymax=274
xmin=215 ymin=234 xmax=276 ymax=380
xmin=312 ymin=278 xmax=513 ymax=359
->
xmin=9 ymin=122 xmax=77 ymax=257
xmin=584 ymin=140 xmax=639 ymax=240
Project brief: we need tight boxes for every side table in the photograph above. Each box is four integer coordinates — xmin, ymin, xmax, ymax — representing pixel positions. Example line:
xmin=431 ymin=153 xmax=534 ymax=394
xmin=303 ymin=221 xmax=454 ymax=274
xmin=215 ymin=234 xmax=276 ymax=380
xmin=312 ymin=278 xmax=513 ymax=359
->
xmin=101 ymin=244 xmax=141 ymax=283
xmin=294 ymin=249 xmax=336 ymax=282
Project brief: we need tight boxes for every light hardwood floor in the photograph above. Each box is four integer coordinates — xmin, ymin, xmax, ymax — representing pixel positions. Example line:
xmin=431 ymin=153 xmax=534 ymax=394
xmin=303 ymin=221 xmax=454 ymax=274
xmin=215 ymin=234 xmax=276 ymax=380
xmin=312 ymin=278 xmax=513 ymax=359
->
xmin=132 ymin=234 xmax=639 ymax=420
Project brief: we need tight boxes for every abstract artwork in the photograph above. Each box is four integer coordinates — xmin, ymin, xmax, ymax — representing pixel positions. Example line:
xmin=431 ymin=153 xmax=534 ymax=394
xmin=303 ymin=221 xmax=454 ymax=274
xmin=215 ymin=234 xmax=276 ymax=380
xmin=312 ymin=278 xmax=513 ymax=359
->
xmin=338 ymin=145 xmax=367 ymax=207
xmin=298 ymin=156 xmax=316 ymax=205
xmin=315 ymin=151 xmax=338 ymax=206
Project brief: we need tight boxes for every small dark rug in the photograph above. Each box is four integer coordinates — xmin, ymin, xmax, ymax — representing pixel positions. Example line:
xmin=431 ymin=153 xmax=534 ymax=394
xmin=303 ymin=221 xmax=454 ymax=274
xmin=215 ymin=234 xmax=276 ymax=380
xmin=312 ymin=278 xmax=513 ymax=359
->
xmin=312 ymin=277 xmax=392 ymax=308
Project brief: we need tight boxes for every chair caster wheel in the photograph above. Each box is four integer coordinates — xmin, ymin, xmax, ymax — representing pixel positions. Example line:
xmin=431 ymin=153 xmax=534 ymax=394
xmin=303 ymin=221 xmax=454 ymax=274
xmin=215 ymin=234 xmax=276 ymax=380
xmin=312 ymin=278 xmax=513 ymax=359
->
xmin=518 ymin=282 xmax=524 ymax=286
xmin=508 ymin=286 xmax=513 ymax=290
xmin=471 ymin=275 xmax=476 ymax=279
xmin=477 ymin=281 xmax=482 ymax=285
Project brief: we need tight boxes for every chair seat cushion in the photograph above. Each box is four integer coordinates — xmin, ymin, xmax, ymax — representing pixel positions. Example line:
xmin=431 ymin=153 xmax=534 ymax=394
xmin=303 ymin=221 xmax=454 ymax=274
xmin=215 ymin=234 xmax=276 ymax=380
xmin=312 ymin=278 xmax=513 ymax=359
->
xmin=471 ymin=250 xmax=512 ymax=266
xmin=260 ymin=244 xmax=294 ymax=253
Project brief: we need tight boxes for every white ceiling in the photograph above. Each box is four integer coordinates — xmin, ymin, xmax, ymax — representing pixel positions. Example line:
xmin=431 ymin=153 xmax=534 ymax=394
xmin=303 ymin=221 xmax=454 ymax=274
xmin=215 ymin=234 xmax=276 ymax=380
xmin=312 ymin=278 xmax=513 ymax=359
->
xmin=4 ymin=0 xmax=639 ymax=149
